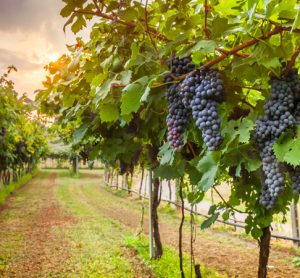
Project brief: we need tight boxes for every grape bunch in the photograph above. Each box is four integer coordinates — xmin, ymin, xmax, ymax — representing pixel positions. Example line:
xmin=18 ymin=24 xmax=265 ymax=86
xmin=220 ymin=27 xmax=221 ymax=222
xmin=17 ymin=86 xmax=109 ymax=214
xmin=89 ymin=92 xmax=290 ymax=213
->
xmin=165 ymin=57 xmax=195 ymax=150
xmin=294 ymin=102 xmax=300 ymax=124
xmin=179 ymin=72 xmax=202 ymax=111
xmin=166 ymin=56 xmax=195 ymax=77
xmin=254 ymin=71 xmax=300 ymax=209
xmin=288 ymin=167 xmax=300 ymax=194
xmin=180 ymin=69 xmax=224 ymax=151
xmin=285 ymin=68 xmax=300 ymax=100
xmin=166 ymin=84 xmax=189 ymax=150
xmin=258 ymin=139 xmax=285 ymax=209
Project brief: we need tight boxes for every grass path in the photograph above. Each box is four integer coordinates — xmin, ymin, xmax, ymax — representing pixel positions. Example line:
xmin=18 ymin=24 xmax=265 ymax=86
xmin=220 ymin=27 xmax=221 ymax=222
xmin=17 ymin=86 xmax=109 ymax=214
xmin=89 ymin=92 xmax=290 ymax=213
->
xmin=0 ymin=169 xmax=299 ymax=277
xmin=65 ymin=171 xmax=300 ymax=278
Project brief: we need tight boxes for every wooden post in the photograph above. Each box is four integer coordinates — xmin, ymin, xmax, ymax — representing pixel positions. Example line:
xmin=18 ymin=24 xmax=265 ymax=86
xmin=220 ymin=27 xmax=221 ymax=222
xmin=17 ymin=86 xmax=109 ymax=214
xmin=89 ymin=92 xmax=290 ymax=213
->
xmin=148 ymin=170 xmax=154 ymax=258
xmin=291 ymin=201 xmax=300 ymax=249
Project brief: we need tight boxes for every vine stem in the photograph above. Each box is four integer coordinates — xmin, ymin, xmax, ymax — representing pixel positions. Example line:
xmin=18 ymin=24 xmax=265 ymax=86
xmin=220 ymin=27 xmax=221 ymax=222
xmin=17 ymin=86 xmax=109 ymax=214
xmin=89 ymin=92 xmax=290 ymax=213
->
xmin=74 ymin=9 xmax=167 ymax=41
xmin=144 ymin=0 xmax=158 ymax=53
xmin=172 ymin=26 xmax=300 ymax=81
xmin=203 ymin=0 xmax=210 ymax=39
xmin=283 ymin=46 xmax=300 ymax=75
xmin=179 ymin=179 xmax=185 ymax=278
xmin=213 ymin=186 xmax=246 ymax=214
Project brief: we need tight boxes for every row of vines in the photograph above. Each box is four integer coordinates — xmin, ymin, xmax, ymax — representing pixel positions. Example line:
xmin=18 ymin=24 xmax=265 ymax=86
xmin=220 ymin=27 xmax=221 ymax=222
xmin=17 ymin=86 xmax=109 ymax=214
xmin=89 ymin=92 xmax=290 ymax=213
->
xmin=36 ymin=0 xmax=300 ymax=277
xmin=0 ymin=67 xmax=47 ymax=187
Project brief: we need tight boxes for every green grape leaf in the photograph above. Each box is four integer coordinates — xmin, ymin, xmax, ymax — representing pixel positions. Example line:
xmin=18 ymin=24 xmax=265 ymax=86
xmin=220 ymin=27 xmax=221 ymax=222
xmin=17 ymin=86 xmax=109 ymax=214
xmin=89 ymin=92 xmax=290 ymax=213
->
xmin=244 ymin=156 xmax=261 ymax=172
xmin=283 ymin=139 xmax=300 ymax=166
xmin=60 ymin=3 xmax=76 ymax=17
xmin=251 ymin=226 xmax=263 ymax=239
xmin=154 ymin=164 xmax=181 ymax=180
xmin=197 ymin=152 xmax=220 ymax=191
xmin=159 ymin=142 xmax=175 ymax=165
xmin=93 ymin=79 xmax=114 ymax=105
xmin=274 ymin=128 xmax=300 ymax=166
xmin=121 ymin=83 xmax=144 ymax=115
xmin=71 ymin=15 xmax=86 ymax=34
xmin=239 ymin=118 xmax=255 ymax=143
xmin=72 ymin=122 xmax=89 ymax=145
xmin=191 ymin=40 xmax=217 ymax=54
xmin=201 ymin=213 xmax=219 ymax=229
xmin=99 ymin=103 xmax=119 ymax=122
xmin=119 ymin=71 xmax=132 ymax=84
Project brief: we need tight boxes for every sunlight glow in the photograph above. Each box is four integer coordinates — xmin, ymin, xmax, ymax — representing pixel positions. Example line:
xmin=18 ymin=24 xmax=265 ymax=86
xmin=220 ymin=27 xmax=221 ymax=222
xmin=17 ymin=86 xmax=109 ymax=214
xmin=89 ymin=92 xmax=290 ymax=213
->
xmin=48 ymin=52 xmax=60 ymax=62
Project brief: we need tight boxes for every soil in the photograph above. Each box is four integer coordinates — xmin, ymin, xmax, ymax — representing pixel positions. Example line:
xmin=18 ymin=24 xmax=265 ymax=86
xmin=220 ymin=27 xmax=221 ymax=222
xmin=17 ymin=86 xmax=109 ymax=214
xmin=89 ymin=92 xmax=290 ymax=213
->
xmin=1 ymin=170 xmax=300 ymax=278
xmin=0 ymin=173 xmax=74 ymax=277
xmin=92 ymin=186 xmax=300 ymax=278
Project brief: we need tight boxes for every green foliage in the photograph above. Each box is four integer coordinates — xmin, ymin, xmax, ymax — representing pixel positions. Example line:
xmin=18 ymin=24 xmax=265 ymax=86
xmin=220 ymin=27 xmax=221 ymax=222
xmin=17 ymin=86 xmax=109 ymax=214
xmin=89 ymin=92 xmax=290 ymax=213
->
xmin=36 ymin=0 xmax=300 ymax=245
xmin=0 ymin=68 xmax=48 ymax=176
xmin=197 ymin=152 xmax=220 ymax=191
xmin=0 ymin=169 xmax=38 ymax=205
xmin=292 ymin=257 xmax=300 ymax=267
xmin=274 ymin=126 xmax=300 ymax=166
xmin=124 ymin=236 xmax=225 ymax=278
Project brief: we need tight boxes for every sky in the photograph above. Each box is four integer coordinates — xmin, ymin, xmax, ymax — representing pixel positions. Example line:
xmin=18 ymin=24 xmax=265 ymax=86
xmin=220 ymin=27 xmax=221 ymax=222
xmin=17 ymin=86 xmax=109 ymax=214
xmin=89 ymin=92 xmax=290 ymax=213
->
xmin=0 ymin=0 xmax=90 ymax=98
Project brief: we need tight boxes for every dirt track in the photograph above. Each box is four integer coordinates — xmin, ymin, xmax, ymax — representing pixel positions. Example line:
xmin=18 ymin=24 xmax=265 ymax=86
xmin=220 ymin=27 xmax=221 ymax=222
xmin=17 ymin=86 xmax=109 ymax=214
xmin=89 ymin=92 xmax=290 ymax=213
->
xmin=0 ymin=170 xmax=299 ymax=278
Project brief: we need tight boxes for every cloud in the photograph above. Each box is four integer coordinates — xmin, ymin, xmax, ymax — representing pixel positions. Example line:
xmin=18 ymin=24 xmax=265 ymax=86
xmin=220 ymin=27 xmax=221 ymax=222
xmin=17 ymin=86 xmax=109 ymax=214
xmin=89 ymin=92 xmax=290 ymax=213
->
xmin=0 ymin=48 xmax=42 ymax=70
xmin=0 ymin=0 xmax=92 ymax=97
xmin=0 ymin=0 xmax=64 ymax=32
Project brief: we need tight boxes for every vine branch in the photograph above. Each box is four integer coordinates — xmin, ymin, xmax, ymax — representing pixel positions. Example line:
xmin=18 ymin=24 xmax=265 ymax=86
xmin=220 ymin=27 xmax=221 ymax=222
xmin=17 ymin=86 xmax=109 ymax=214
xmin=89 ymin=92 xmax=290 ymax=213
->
xmin=178 ymin=179 xmax=185 ymax=278
xmin=283 ymin=46 xmax=300 ymax=75
xmin=92 ymin=0 xmax=102 ymax=14
xmin=73 ymin=8 xmax=168 ymax=41
xmin=213 ymin=186 xmax=246 ymax=214
xmin=73 ymin=5 xmax=300 ymax=71
xmin=171 ymin=26 xmax=300 ymax=81
xmin=203 ymin=0 xmax=210 ymax=39
xmin=144 ymin=0 xmax=158 ymax=53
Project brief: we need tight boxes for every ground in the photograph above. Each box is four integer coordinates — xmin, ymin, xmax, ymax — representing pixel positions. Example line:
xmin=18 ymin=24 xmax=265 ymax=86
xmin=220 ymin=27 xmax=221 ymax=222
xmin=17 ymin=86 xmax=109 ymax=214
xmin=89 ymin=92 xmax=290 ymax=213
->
xmin=0 ymin=169 xmax=299 ymax=277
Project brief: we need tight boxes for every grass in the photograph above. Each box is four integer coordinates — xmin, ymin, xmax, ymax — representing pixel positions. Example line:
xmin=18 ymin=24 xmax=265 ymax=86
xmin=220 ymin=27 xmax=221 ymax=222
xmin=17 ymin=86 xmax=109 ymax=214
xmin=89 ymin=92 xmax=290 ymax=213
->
xmin=0 ymin=171 xmax=51 ymax=274
xmin=55 ymin=171 xmax=139 ymax=277
xmin=125 ymin=236 xmax=226 ymax=278
xmin=55 ymin=169 xmax=226 ymax=277
xmin=0 ymin=169 xmax=38 ymax=205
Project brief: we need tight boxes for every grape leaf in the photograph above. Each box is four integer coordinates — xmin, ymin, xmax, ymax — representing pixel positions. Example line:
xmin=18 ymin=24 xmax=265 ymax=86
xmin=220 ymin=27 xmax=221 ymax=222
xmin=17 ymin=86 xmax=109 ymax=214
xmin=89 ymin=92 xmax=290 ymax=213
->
xmin=158 ymin=142 xmax=174 ymax=165
xmin=71 ymin=15 xmax=86 ymax=34
xmin=196 ymin=152 xmax=220 ymax=191
xmin=201 ymin=213 xmax=219 ymax=229
xmin=121 ymin=83 xmax=144 ymax=115
xmin=99 ymin=103 xmax=119 ymax=122
xmin=154 ymin=164 xmax=181 ymax=180
xmin=239 ymin=118 xmax=255 ymax=143
xmin=72 ymin=122 xmax=89 ymax=145
xmin=274 ymin=128 xmax=300 ymax=166
xmin=93 ymin=79 xmax=115 ymax=105
xmin=282 ymin=139 xmax=300 ymax=166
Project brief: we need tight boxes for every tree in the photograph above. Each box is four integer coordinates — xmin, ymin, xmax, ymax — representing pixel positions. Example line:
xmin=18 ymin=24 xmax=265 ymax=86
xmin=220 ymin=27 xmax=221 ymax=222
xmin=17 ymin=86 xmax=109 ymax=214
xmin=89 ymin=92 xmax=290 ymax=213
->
xmin=0 ymin=67 xmax=48 ymax=185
